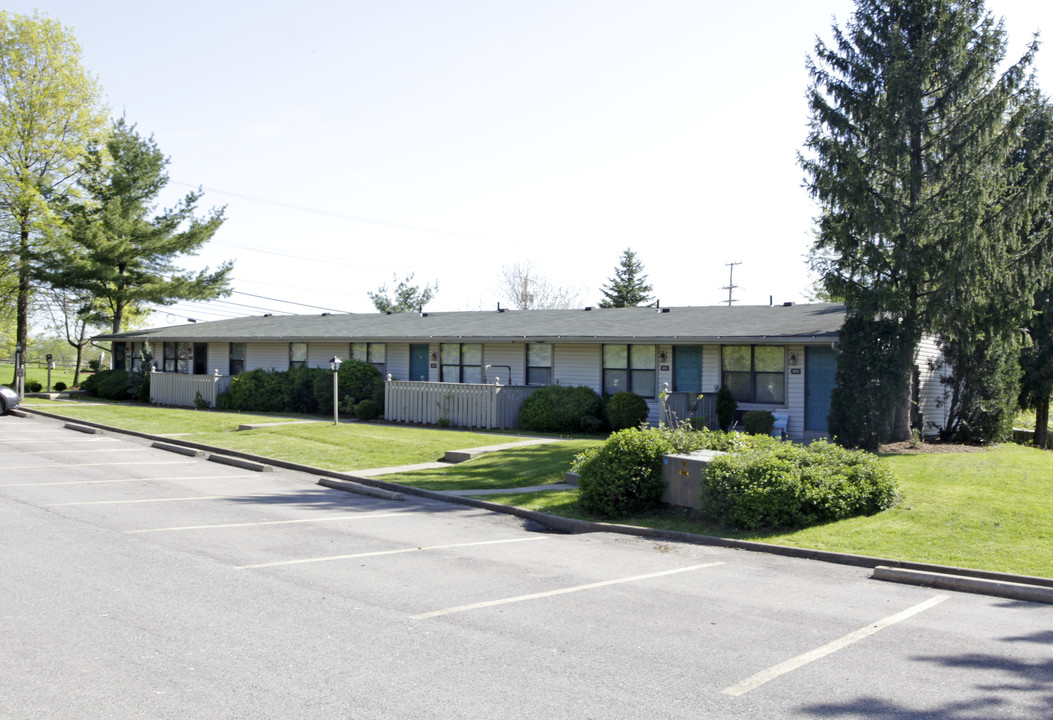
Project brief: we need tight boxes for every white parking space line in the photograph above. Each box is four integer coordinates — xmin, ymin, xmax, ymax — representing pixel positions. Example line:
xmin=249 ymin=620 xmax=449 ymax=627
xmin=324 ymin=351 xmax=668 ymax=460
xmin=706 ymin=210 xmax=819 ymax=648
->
xmin=0 ymin=437 xmax=118 ymax=444
xmin=722 ymin=594 xmax=951 ymax=697
xmin=2 ymin=474 xmax=259 ymax=487
xmin=237 ymin=537 xmax=549 ymax=569
xmin=12 ymin=448 xmax=146 ymax=455
xmin=125 ymin=512 xmax=414 ymax=534
xmin=411 ymin=562 xmax=726 ymax=620
xmin=0 ymin=461 xmax=197 ymax=470
xmin=45 ymin=492 xmax=305 ymax=506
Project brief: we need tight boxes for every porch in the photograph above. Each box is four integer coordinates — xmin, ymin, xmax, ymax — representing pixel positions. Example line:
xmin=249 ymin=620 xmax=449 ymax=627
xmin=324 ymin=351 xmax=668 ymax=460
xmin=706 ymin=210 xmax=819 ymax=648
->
xmin=384 ymin=380 xmax=539 ymax=430
xmin=661 ymin=391 xmax=718 ymax=429
xmin=149 ymin=369 xmax=232 ymax=409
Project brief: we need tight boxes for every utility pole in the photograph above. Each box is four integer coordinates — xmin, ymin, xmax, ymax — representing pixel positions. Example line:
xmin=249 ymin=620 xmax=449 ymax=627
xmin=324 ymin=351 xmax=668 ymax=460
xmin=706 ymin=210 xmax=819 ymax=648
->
xmin=722 ymin=262 xmax=741 ymax=306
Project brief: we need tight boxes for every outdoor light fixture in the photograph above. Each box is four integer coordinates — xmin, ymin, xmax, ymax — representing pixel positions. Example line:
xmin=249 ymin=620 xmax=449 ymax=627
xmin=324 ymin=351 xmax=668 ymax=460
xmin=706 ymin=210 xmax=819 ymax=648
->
xmin=329 ymin=356 xmax=342 ymax=425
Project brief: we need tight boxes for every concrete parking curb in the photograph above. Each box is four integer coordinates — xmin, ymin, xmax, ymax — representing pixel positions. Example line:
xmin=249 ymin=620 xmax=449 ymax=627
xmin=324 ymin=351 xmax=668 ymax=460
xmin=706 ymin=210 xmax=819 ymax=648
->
xmin=151 ymin=441 xmax=207 ymax=458
xmin=64 ymin=422 xmax=100 ymax=434
xmin=208 ymin=454 xmax=273 ymax=472
xmin=317 ymin=477 xmax=404 ymax=501
xmin=872 ymin=566 xmax=1053 ymax=605
xmin=17 ymin=406 xmax=1053 ymax=604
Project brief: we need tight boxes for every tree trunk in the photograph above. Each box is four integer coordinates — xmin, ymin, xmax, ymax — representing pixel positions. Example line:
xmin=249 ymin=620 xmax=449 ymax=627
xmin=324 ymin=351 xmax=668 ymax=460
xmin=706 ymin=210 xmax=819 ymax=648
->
xmin=891 ymin=382 xmax=913 ymax=442
xmin=1036 ymin=399 xmax=1050 ymax=450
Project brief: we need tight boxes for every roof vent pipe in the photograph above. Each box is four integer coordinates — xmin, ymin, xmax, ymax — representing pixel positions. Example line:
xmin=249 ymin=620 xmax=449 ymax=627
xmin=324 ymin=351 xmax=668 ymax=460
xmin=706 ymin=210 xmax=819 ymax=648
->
xmin=783 ymin=301 xmax=795 ymax=307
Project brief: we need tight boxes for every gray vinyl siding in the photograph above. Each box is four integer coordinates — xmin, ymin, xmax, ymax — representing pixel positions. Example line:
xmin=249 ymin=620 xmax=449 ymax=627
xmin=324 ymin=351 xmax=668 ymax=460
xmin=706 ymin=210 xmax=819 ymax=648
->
xmin=915 ymin=335 xmax=950 ymax=437
xmin=206 ymin=343 xmax=228 ymax=375
xmin=308 ymin=342 xmax=348 ymax=369
xmin=246 ymin=342 xmax=290 ymax=372
xmin=785 ymin=344 xmax=805 ymax=441
xmin=702 ymin=346 xmax=721 ymax=393
xmin=553 ymin=343 xmax=600 ymax=388
xmin=482 ymin=343 xmax=523 ymax=385
xmin=385 ymin=343 xmax=410 ymax=381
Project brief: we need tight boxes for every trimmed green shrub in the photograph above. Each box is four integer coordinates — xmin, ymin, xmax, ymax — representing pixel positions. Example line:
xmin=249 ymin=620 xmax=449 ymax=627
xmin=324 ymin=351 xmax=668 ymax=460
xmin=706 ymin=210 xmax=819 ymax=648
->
xmin=313 ymin=359 xmax=384 ymax=415
xmin=53 ymin=382 xmax=67 ymax=392
xmin=137 ymin=374 xmax=151 ymax=403
xmin=575 ymin=427 xmax=671 ymax=517
xmin=353 ymin=398 xmax=382 ymax=421
xmin=716 ymin=386 xmax=737 ymax=431
xmin=605 ymin=391 xmax=649 ymax=430
xmin=215 ymin=391 xmax=232 ymax=411
xmin=519 ymin=385 xmax=604 ymax=434
xmin=742 ymin=410 xmax=775 ymax=435
xmin=701 ymin=440 xmax=898 ymax=530
xmin=28 ymin=381 xmax=42 ymax=392
xmin=224 ymin=363 xmax=384 ymax=416
xmin=83 ymin=369 xmax=140 ymax=401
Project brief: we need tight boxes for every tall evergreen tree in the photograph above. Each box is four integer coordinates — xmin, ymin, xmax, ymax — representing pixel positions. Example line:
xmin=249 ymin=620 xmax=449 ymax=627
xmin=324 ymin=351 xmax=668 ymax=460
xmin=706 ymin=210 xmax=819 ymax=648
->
xmin=44 ymin=118 xmax=231 ymax=333
xmin=599 ymin=248 xmax=653 ymax=308
xmin=802 ymin=0 xmax=1046 ymax=442
xmin=0 ymin=10 xmax=107 ymax=379
xmin=1016 ymin=100 xmax=1053 ymax=448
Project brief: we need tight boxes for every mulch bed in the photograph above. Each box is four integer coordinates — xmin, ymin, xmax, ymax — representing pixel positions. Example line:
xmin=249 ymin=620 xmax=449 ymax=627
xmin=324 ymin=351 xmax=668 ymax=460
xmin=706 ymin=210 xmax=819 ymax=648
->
xmin=878 ymin=440 xmax=989 ymax=454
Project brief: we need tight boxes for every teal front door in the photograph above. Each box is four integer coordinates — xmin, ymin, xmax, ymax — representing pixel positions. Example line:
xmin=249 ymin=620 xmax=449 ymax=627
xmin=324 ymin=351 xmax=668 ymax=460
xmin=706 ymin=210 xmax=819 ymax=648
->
xmin=805 ymin=346 xmax=837 ymax=432
xmin=409 ymin=344 xmax=430 ymax=382
xmin=673 ymin=346 xmax=703 ymax=393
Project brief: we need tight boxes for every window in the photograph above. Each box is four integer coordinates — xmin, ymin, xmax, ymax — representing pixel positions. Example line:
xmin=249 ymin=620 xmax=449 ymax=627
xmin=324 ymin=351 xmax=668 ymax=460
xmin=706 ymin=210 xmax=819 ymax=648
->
xmin=721 ymin=345 xmax=785 ymax=404
xmin=351 ymin=342 xmax=386 ymax=373
xmin=603 ymin=344 xmax=656 ymax=398
xmin=176 ymin=343 xmax=191 ymax=374
xmin=129 ymin=342 xmax=146 ymax=371
xmin=163 ymin=343 xmax=177 ymax=372
xmin=526 ymin=344 xmax=552 ymax=386
xmin=229 ymin=343 xmax=245 ymax=375
xmin=290 ymin=342 xmax=308 ymax=369
xmin=440 ymin=343 xmax=483 ymax=383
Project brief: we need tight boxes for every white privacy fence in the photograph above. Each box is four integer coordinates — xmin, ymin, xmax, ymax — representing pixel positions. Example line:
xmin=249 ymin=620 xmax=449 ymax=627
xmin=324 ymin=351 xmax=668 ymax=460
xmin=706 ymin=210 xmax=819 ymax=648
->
xmin=385 ymin=381 xmax=539 ymax=430
xmin=149 ymin=369 xmax=231 ymax=409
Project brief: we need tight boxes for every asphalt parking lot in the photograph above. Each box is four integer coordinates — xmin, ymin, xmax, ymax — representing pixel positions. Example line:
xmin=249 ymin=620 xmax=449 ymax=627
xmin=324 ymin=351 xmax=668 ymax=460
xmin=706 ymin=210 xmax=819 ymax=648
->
xmin=2 ymin=411 xmax=1051 ymax=719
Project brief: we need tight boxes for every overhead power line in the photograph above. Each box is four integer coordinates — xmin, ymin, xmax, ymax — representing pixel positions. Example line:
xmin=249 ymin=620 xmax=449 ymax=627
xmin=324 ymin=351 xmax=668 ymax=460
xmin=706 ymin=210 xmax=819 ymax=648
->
xmin=171 ymin=181 xmax=498 ymax=243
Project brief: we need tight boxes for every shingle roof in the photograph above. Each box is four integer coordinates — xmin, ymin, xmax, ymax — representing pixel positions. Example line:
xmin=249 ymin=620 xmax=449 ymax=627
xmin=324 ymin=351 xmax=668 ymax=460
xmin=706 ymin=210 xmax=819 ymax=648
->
xmin=96 ymin=303 xmax=846 ymax=344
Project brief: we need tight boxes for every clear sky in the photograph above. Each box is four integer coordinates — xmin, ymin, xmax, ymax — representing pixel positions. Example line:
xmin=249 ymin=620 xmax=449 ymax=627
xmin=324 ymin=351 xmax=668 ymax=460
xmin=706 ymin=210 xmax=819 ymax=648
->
xmin=8 ymin=0 xmax=1053 ymax=325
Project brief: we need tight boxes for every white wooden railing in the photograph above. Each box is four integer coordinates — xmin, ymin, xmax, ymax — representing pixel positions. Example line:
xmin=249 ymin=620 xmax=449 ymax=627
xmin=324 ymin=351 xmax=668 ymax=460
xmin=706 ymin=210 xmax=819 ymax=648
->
xmin=150 ymin=369 xmax=232 ymax=409
xmin=385 ymin=380 xmax=538 ymax=429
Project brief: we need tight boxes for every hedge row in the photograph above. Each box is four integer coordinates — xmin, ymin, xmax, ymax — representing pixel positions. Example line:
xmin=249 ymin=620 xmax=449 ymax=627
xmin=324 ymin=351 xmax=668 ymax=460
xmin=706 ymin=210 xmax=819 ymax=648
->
xmin=217 ymin=362 xmax=383 ymax=416
xmin=573 ymin=426 xmax=897 ymax=529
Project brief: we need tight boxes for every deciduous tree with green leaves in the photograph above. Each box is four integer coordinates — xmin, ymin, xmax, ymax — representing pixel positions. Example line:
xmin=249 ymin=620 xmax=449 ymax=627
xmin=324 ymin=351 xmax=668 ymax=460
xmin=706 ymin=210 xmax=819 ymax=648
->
xmin=43 ymin=117 xmax=232 ymax=334
xmin=368 ymin=273 xmax=438 ymax=313
xmin=598 ymin=248 xmax=653 ymax=308
xmin=802 ymin=0 xmax=1048 ymax=443
xmin=0 ymin=10 xmax=107 ymax=374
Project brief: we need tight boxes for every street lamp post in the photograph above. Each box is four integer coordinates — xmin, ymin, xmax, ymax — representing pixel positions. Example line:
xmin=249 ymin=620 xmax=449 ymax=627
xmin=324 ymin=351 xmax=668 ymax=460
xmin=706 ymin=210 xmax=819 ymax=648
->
xmin=329 ymin=356 xmax=342 ymax=425
xmin=14 ymin=342 xmax=23 ymax=400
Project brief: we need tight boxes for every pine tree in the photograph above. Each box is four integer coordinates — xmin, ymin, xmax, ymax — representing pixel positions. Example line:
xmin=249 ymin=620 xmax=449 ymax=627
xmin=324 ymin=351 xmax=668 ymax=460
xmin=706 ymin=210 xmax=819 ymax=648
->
xmin=598 ymin=249 xmax=653 ymax=308
xmin=801 ymin=0 xmax=1046 ymax=442
xmin=44 ymin=117 xmax=231 ymax=333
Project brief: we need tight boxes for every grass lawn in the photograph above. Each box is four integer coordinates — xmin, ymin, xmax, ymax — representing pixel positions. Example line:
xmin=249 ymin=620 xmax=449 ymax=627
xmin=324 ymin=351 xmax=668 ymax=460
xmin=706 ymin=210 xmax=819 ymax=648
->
xmin=379 ymin=440 xmax=600 ymax=491
xmin=21 ymin=398 xmax=527 ymax=471
xmin=478 ymin=443 xmax=1053 ymax=578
